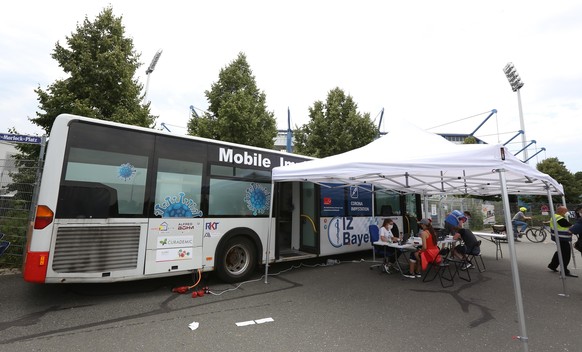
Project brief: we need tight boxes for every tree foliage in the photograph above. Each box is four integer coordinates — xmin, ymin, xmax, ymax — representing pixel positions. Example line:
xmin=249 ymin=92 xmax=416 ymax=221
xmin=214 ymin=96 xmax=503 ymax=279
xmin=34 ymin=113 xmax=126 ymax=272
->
xmin=32 ymin=7 xmax=155 ymax=135
xmin=187 ymin=52 xmax=277 ymax=149
xmin=536 ymin=157 xmax=581 ymax=204
xmin=0 ymin=8 xmax=154 ymax=269
xmin=463 ymin=136 xmax=477 ymax=144
xmin=293 ymin=87 xmax=377 ymax=158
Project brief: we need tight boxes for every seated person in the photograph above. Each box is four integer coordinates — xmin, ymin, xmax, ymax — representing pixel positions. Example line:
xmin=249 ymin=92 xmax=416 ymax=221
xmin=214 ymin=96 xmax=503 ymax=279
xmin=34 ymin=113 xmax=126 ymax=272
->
xmin=404 ymin=218 xmax=438 ymax=278
xmin=451 ymin=228 xmax=480 ymax=269
xmin=379 ymin=218 xmax=400 ymax=270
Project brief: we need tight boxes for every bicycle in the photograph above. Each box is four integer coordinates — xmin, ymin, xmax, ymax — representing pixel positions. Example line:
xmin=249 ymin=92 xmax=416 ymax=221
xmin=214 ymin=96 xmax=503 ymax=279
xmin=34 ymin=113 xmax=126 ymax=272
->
xmin=524 ymin=221 xmax=550 ymax=243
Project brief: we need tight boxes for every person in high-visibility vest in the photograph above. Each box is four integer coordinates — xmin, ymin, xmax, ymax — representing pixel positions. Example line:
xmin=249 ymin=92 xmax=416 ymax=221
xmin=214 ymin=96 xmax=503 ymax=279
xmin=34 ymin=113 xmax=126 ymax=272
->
xmin=547 ymin=205 xmax=577 ymax=277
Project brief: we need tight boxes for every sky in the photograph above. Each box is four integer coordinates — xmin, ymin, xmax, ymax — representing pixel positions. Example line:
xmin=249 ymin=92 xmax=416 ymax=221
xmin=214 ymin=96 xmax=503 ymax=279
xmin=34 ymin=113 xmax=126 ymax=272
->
xmin=1 ymin=1 xmax=581 ymax=172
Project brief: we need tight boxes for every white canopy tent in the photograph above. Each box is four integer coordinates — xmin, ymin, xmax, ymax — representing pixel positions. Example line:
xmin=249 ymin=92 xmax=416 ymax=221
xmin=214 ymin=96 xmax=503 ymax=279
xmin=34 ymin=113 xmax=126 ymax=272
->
xmin=269 ymin=120 xmax=564 ymax=352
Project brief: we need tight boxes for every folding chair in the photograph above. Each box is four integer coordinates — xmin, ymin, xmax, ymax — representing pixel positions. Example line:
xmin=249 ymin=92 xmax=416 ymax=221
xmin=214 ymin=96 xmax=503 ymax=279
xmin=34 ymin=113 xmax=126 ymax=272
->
xmin=369 ymin=225 xmax=384 ymax=272
xmin=465 ymin=240 xmax=485 ymax=272
xmin=422 ymin=247 xmax=454 ymax=287
xmin=447 ymin=247 xmax=472 ymax=282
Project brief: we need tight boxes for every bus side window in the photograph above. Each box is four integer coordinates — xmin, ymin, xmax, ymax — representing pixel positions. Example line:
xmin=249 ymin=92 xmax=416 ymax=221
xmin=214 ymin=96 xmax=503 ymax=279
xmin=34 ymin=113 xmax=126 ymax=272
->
xmin=56 ymin=182 xmax=119 ymax=218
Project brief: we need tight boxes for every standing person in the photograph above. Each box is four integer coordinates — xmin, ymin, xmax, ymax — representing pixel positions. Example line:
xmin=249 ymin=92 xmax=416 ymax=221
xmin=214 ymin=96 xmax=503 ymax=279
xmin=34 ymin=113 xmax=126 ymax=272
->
xmin=378 ymin=218 xmax=400 ymax=272
xmin=512 ymin=207 xmax=531 ymax=242
xmin=403 ymin=218 xmax=438 ymax=278
xmin=443 ymin=210 xmax=468 ymax=238
xmin=569 ymin=205 xmax=582 ymax=253
xmin=463 ymin=211 xmax=472 ymax=229
xmin=547 ymin=205 xmax=577 ymax=277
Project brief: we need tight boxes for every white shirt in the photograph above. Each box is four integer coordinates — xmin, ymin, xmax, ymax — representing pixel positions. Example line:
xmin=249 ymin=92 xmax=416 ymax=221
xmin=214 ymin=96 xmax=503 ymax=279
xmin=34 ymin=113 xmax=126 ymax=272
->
xmin=379 ymin=226 xmax=395 ymax=242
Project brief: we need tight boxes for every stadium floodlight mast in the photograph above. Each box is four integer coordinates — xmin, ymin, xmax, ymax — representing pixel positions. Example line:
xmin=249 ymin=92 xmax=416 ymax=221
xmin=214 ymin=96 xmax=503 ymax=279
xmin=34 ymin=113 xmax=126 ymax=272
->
xmin=503 ymin=62 xmax=529 ymax=162
xmin=143 ymin=49 xmax=163 ymax=104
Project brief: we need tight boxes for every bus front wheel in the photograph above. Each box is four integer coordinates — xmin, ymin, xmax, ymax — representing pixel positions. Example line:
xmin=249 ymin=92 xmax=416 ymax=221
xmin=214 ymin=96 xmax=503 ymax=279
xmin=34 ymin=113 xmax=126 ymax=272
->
xmin=216 ymin=237 xmax=257 ymax=283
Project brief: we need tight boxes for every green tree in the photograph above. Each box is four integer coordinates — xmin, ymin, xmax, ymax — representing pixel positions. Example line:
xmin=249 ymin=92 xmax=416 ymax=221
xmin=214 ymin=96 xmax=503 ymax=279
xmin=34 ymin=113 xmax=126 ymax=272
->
xmin=293 ymin=87 xmax=377 ymax=157
xmin=32 ymin=7 xmax=155 ymax=134
xmin=536 ymin=157 xmax=581 ymax=204
xmin=463 ymin=136 xmax=477 ymax=144
xmin=187 ymin=52 xmax=277 ymax=149
xmin=1 ymin=7 xmax=154 ymax=268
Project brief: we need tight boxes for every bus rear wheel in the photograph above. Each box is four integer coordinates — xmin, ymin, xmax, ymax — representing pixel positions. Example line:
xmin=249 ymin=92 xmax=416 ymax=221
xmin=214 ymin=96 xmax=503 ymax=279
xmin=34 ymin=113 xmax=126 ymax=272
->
xmin=216 ymin=237 xmax=257 ymax=283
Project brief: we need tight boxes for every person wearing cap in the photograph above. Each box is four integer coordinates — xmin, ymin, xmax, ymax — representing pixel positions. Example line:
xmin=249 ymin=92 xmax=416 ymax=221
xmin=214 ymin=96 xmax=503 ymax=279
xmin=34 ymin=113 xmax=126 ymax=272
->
xmin=548 ymin=205 xmax=576 ymax=277
xmin=442 ymin=210 xmax=467 ymax=238
xmin=403 ymin=218 xmax=438 ymax=278
xmin=512 ymin=207 xmax=531 ymax=242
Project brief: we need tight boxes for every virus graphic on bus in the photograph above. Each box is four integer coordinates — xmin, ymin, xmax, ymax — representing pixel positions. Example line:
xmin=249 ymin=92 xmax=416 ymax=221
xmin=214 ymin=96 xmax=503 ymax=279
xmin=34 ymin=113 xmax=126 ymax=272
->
xmin=118 ymin=163 xmax=137 ymax=181
xmin=244 ymin=183 xmax=270 ymax=216
xmin=154 ymin=192 xmax=203 ymax=218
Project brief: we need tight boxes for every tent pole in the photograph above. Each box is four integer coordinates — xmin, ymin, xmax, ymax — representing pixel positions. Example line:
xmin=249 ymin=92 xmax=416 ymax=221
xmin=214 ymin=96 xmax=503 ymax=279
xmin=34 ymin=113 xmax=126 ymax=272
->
xmin=498 ymin=170 xmax=529 ymax=352
xmin=371 ymin=185 xmax=376 ymax=262
xmin=264 ymin=182 xmax=276 ymax=284
xmin=546 ymin=190 xmax=568 ymax=296
xmin=423 ymin=193 xmax=430 ymax=219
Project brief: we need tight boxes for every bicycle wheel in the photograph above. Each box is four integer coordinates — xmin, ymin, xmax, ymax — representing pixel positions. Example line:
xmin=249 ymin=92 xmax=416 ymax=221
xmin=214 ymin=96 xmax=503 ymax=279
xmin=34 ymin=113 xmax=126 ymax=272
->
xmin=538 ymin=227 xmax=549 ymax=242
xmin=525 ymin=228 xmax=544 ymax=243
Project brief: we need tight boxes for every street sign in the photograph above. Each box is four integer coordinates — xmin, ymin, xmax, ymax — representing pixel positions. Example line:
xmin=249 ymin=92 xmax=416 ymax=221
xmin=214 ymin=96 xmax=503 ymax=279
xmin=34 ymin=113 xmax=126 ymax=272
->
xmin=0 ymin=133 xmax=42 ymax=144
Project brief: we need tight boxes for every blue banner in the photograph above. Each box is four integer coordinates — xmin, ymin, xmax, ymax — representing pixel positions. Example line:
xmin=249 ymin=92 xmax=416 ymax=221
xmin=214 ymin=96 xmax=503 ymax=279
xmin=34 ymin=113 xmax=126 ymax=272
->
xmin=0 ymin=133 xmax=42 ymax=144
xmin=320 ymin=184 xmax=344 ymax=217
xmin=347 ymin=185 xmax=372 ymax=216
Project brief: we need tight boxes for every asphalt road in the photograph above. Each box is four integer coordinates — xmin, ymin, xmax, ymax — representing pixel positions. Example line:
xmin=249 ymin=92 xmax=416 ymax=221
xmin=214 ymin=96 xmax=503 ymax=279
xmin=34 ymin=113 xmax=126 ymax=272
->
xmin=1 ymin=239 xmax=581 ymax=352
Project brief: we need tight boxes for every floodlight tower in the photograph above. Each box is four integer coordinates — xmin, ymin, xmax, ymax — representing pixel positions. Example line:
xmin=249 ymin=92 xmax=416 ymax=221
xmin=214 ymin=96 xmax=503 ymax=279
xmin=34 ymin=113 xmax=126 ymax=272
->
xmin=143 ymin=49 xmax=163 ymax=104
xmin=503 ymin=62 xmax=528 ymax=162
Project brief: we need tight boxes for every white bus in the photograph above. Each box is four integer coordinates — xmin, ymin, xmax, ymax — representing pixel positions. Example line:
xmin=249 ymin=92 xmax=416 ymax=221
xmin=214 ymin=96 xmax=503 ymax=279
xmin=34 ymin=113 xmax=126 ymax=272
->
xmin=23 ymin=114 xmax=418 ymax=284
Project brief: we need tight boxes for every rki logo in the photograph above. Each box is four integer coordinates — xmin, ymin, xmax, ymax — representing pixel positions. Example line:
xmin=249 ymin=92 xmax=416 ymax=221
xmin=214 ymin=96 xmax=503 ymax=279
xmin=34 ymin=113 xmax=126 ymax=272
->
xmin=205 ymin=222 xmax=219 ymax=230
xmin=323 ymin=197 xmax=332 ymax=205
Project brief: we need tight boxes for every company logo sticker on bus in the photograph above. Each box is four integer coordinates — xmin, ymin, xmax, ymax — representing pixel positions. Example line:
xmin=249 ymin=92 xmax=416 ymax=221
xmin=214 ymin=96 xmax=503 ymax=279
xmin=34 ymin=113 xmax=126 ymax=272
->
xmin=323 ymin=197 xmax=332 ymax=205
xmin=205 ymin=222 xmax=219 ymax=230
xmin=178 ymin=222 xmax=195 ymax=231
xmin=158 ymin=236 xmax=194 ymax=248
xmin=159 ymin=222 xmax=169 ymax=232
xmin=156 ymin=248 xmax=192 ymax=262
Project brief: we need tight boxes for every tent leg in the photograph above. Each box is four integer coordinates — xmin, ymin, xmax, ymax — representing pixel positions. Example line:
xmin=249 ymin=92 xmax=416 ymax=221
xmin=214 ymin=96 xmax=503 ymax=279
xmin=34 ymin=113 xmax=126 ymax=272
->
xmin=264 ymin=182 xmax=276 ymax=284
xmin=499 ymin=171 xmax=529 ymax=352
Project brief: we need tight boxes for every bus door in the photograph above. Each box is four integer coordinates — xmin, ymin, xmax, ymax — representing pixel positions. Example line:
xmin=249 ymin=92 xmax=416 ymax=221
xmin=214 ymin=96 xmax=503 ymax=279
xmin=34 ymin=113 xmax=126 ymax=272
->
xmin=299 ymin=182 xmax=318 ymax=253
xmin=274 ymin=182 xmax=318 ymax=259
xmin=275 ymin=182 xmax=294 ymax=255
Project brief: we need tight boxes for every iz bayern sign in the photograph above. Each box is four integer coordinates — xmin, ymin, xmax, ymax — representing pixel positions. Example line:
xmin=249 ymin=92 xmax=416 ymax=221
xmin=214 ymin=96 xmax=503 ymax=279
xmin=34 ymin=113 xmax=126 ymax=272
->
xmin=219 ymin=147 xmax=297 ymax=169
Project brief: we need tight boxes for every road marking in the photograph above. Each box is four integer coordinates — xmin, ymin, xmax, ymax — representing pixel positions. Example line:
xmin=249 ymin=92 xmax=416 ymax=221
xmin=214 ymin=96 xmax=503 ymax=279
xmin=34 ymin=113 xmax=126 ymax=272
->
xmin=236 ymin=317 xmax=274 ymax=326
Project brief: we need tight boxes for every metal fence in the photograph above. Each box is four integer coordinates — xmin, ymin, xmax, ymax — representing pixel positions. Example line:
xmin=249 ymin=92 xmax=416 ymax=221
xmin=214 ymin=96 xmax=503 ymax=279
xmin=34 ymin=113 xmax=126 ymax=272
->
xmin=0 ymin=158 xmax=41 ymax=270
xmin=423 ymin=195 xmax=564 ymax=232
